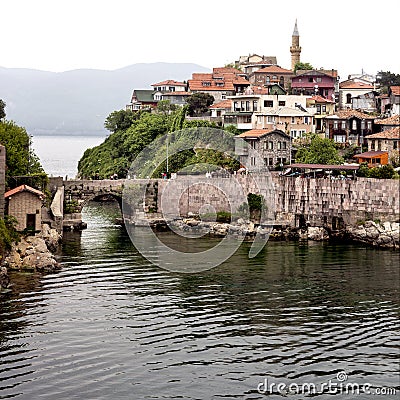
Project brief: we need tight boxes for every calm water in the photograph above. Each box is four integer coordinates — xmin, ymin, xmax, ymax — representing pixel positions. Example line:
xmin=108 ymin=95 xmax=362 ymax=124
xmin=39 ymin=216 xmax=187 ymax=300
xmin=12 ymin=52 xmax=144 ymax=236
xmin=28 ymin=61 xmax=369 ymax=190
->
xmin=0 ymin=202 xmax=399 ymax=399
xmin=0 ymin=136 xmax=399 ymax=399
xmin=31 ymin=134 xmax=106 ymax=178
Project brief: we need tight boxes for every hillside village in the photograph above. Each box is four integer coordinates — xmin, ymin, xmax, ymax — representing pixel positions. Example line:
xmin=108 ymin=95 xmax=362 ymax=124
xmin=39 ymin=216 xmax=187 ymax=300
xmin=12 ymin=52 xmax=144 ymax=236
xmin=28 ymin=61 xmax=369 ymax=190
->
xmin=126 ymin=21 xmax=400 ymax=170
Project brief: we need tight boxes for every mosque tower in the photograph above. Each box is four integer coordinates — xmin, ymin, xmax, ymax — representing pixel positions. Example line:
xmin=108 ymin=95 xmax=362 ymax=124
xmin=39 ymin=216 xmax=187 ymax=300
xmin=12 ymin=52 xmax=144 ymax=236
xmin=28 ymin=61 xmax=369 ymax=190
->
xmin=290 ymin=19 xmax=301 ymax=71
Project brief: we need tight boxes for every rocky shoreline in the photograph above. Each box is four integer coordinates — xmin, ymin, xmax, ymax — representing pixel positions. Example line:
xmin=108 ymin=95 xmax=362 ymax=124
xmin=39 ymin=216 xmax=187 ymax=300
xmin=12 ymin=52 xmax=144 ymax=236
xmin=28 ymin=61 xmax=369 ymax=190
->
xmin=0 ymin=224 xmax=62 ymax=289
xmin=148 ymin=217 xmax=400 ymax=250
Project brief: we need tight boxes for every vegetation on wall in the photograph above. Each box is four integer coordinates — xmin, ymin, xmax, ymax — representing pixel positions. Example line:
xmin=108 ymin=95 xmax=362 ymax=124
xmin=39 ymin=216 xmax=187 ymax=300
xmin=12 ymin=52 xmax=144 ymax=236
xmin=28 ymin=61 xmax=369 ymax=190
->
xmin=376 ymin=71 xmax=400 ymax=93
xmin=295 ymin=133 xmax=344 ymax=165
xmin=0 ymin=216 xmax=19 ymax=258
xmin=294 ymin=62 xmax=313 ymax=73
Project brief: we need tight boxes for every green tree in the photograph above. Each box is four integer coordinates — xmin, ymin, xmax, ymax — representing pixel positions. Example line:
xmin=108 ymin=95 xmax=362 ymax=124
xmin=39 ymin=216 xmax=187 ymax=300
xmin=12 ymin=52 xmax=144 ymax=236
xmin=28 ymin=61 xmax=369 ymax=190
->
xmin=186 ymin=93 xmax=214 ymax=116
xmin=376 ymin=71 xmax=400 ymax=93
xmin=295 ymin=133 xmax=344 ymax=164
xmin=156 ymin=100 xmax=178 ymax=114
xmin=294 ymin=62 xmax=313 ymax=73
xmin=0 ymin=121 xmax=44 ymax=185
xmin=104 ymin=109 xmax=138 ymax=133
xmin=0 ymin=99 xmax=5 ymax=120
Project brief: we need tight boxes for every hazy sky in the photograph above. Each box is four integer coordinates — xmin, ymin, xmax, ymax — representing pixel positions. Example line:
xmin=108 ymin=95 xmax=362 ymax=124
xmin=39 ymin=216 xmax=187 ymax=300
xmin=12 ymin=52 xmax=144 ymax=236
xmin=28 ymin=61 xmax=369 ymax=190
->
xmin=1 ymin=0 xmax=398 ymax=80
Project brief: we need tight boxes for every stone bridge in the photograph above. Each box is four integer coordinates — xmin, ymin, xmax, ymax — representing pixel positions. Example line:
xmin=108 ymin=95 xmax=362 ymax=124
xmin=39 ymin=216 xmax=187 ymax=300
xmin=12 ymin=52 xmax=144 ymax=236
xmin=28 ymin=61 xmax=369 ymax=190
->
xmin=47 ymin=175 xmax=399 ymax=232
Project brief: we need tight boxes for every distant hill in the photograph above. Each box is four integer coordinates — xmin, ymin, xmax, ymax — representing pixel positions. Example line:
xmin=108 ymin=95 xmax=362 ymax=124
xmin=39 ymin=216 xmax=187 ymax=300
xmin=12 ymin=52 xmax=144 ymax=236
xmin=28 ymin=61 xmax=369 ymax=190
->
xmin=0 ymin=62 xmax=210 ymax=135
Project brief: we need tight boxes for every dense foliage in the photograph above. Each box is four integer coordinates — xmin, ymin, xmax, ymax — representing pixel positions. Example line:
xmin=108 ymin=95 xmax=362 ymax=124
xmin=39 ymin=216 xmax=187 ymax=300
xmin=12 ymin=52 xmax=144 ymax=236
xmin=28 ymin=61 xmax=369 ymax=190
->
xmin=186 ymin=93 xmax=215 ymax=116
xmin=357 ymin=162 xmax=397 ymax=179
xmin=0 ymin=99 xmax=5 ymax=120
xmin=295 ymin=134 xmax=344 ymax=165
xmin=0 ymin=216 xmax=19 ymax=257
xmin=294 ymin=62 xmax=313 ymax=73
xmin=0 ymin=120 xmax=45 ymax=188
xmin=78 ymin=108 xmax=239 ymax=179
xmin=376 ymin=71 xmax=400 ymax=93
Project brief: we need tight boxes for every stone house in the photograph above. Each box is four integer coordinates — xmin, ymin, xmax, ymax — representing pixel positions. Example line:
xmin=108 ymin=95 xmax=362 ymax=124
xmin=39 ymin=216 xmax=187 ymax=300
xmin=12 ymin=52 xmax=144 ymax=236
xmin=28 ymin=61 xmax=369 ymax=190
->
xmin=366 ymin=128 xmax=400 ymax=164
xmin=374 ymin=115 xmax=400 ymax=132
xmin=4 ymin=185 xmax=44 ymax=232
xmin=249 ymin=65 xmax=293 ymax=92
xmin=291 ymin=69 xmax=338 ymax=100
xmin=235 ymin=128 xmax=293 ymax=169
xmin=325 ymin=110 xmax=375 ymax=145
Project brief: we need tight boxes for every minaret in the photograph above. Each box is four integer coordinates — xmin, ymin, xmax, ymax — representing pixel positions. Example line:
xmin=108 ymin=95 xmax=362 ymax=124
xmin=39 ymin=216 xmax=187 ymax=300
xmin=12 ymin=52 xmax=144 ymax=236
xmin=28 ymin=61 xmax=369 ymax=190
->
xmin=290 ymin=19 xmax=301 ymax=71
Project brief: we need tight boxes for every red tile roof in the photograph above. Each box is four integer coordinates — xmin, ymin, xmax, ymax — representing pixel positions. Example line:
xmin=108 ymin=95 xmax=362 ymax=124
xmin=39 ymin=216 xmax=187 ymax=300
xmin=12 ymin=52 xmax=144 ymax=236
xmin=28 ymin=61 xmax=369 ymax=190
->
xmin=354 ymin=150 xmax=388 ymax=158
xmin=255 ymin=65 xmax=293 ymax=74
xmin=151 ymin=80 xmax=186 ymax=87
xmin=238 ymin=129 xmax=274 ymax=138
xmin=374 ymin=115 xmax=400 ymax=125
xmin=332 ymin=110 xmax=375 ymax=119
xmin=309 ymin=95 xmax=334 ymax=103
xmin=209 ymin=100 xmax=232 ymax=109
xmin=188 ymin=70 xmax=249 ymax=92
xmin=296 ymin=69 xmax=338 ymax=78
xmin=339 ymin=80 xmax=374 ymax=89
xmin=390 ymin=86 xmax=400 ymax=95
xmin=366 ymin=127 xmax=400 ymax=140
xmin=4 ymin=185 xmax=44 ymax=199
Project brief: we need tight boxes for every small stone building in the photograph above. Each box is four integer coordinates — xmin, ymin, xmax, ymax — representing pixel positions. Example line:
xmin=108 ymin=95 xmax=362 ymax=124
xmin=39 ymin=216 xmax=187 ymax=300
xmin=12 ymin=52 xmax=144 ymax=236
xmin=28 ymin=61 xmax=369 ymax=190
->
xmin=4 ymin=185 xmax=44 ymax=232
xmin=235 ymin=128 xmax=293 ymax=169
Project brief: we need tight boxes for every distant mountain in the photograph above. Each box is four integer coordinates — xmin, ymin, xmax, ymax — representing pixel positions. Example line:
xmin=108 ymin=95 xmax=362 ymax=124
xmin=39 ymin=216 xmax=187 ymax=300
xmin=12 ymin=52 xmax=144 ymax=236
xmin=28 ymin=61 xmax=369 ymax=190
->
xmin=0 ymin=62 xmax=210 ymax=135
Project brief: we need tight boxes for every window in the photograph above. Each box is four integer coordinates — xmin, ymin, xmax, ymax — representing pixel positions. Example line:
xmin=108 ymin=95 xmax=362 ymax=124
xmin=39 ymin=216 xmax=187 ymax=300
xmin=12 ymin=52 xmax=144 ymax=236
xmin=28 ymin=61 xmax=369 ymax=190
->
xmin=264 ymin=100 xmax=273 ymax=107
xmin=234 ymin=101 xmax=238 ymax=111
xmin=394 ymin=141 xmax=398 ymax=149
xmin=245 ymin=101 xmax=250 ymax=111
xmin=250 ymin=140 xmax=256 ymax=149
xmin=290 ymin=130 xmax=298 ymax=138
xmin=298 ymin=78 xmax=302 ymax=82
xmin=279 ymin=101 xmax=286 ymax=106
xmin=267 ymin=116 xmax=275 ymax=123
xmin=269 ymin=158 xmax=274 ymax=166
xmin=322 ymin=105 xmax=326 ymax=112
xmin=258 ymin=116 xmax=263 ymax=123
xmin=250 ymin=157 xmax=256 ymax=166
xmin=309 ymin=77 xmax=314 ymax=82
xmin=272 ymin=76 xmax=277 ymax=81
xmin=278 ymin=141 xmax=287 ymax=150
xmin=216 ymin=82 xmax=224 ymax=87
xmin=316 ymin=105 xmax=321 ymax=114
xmin=263 ymin=142 xmax=267 ymax=150
xmin=341 ymin=121 xmax=346 ymax=130
xmin=367 ymin=121 xmax=372 ymax=130
xmin=291 ymin=117 xmax=295 ymax=124
xmin=268 ymin=141 xmax=273 ymax=149
xmin=168 ymin=87 xmax=175 ymax=92
xmin=279 ymin=77 xmax=284 ymax=86
xmin=221 ymin=93 xmax=226 ymax=100
xmin=334 ymin=121 xmax=338 ymax=130
xmin=352 ymin=120 xmax=357 ymax=130
xmin=253 ymin=100 xmax=258 ymax=111
xmin=202 ymin=81 xmax=211 ymax=87
xmin=371 ymin=140 xmax=375 ymax=150
xmin=265 ymin=76 xmax=270 ymax=83
xmin=316 ymin=77 xmax=322 ymax=83
xmin=346 ymin=93 xmax=352 ymax=104
xmin=304 ymin=116 xmax=309 ymax=124
xmin=361 ymin=120 xmax=365 ymax=129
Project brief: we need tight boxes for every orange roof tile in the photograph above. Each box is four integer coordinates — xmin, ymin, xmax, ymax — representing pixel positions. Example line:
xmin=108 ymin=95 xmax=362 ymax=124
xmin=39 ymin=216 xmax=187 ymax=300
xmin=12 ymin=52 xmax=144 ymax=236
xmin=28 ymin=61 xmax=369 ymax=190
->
xmin=333 ymin=110 xmax=375 ymax=119
xmin=390 ymin=86 xmax=400 ymax=95
xmin=309 ymin=95 xmax=334 ymax=103
xmin=4 ymin=185 xmax=44 ymax=199
xmin=366 ymin=127 xmax=400 ymax=140
xmin=339 ymin=80 xmax=374 ymax=89
xmin=151 ymin=80 xmax=186 ymax=87
xmin=209 ymin=100 xmax=232 ymax=109
xmin=238 ymin=129 xmax=274 ymax=138
xmin=374 ymin=115 xmax=400 ymax=125
xmin=255 ymin=65 xmax=293 ymax=74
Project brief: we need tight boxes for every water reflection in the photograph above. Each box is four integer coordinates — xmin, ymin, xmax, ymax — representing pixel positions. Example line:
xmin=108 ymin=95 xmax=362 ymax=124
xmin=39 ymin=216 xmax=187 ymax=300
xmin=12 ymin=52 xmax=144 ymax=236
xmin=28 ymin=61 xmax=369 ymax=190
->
xmin=0 ymin=201 xmax=398 ymax=399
